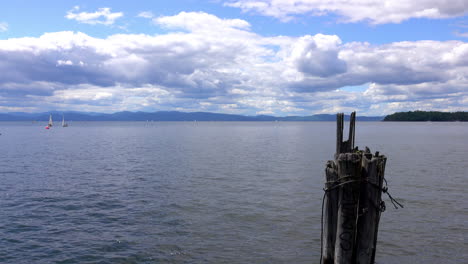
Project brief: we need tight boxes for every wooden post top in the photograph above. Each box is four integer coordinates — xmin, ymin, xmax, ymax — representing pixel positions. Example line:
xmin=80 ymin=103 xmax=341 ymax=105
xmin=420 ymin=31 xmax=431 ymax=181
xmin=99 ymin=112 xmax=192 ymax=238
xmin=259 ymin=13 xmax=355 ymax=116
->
xmin=336 ymin=111 xmax=356 ymax=156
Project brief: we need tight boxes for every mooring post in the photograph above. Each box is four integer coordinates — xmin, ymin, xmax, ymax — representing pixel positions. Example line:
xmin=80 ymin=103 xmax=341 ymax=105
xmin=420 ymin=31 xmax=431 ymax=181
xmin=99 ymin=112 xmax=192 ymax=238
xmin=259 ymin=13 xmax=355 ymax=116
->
xmin=323 ymin=112 xmax=358 ymax=264
xmin=334 ymin=152 xmax=361 ymax=264
xmin=321 ymin=112 xmax=395 ymax=264
xmin=370 ymin=157 xmax=387 ymax=264
xmin=334 ymin=112 xmax=359 ymax=263
xmin=355 ymin=149 xmax=386 ymax=264
xmin=322 ymin=160 xmax=339 ymax=263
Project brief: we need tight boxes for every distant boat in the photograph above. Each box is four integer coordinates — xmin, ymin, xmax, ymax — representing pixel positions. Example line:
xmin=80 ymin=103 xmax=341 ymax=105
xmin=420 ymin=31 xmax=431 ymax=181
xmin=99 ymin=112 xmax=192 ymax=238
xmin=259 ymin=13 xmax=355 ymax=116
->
xmin=46 ymin=114 xmax=53 ymax=129
xmin=62 ymin=115 xmax=68 ymax=127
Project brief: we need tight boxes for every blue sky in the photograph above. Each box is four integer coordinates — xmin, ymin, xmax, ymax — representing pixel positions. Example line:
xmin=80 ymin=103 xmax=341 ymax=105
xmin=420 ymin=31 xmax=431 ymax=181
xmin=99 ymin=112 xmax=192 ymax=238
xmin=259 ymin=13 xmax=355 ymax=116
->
xmin=0 ymin=0 xmax=467 ymax=115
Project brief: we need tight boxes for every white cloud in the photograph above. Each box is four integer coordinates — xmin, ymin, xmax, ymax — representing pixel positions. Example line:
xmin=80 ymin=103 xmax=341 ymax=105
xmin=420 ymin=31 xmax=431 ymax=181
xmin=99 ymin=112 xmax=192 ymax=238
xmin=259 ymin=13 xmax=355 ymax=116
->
xmin=224 ymin=0 xmax=468 ymax=24
xmin=154 ymin=11 xmax=251 ymax=32
xmin=0 ymin=22 xmax=8 ymax=32
xmin=290 ymin=34 xmax=347 ymax=77
xmin=66 ymin=6 xmax=123 ymax=25
xmin=56 ymin=60 xmax=73 ymax=66
xmin=138 ymin=11 xmax=154 ymax=19
xmin=1 ymin=11 xmax=467 ymax=115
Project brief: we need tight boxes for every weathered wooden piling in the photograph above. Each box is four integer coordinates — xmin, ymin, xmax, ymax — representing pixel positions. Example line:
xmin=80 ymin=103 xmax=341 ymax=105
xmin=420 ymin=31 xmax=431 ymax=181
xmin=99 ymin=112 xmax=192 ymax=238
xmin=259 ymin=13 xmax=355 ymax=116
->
xmin=355 ymin=150 xmax=387 ymax=264
xmin=321 ymin=112 xmax=394 ymax=264
xmin=322 ymin=160 xmax=338 ymax=263
xmin=334 ymin=152 xmax=362 ymax=263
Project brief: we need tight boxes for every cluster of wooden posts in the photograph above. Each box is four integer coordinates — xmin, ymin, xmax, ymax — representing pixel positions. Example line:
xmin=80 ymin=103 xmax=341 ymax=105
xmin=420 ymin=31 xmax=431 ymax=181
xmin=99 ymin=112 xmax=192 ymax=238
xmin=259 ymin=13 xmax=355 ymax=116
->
xmin=321 ymin=112 xmax=388 ymax=264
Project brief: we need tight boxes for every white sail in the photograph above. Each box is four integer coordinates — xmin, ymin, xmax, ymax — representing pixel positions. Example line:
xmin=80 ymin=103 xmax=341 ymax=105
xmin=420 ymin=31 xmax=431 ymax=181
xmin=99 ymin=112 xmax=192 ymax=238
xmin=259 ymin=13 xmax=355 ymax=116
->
xmin=62 ymin=115 xmax=68 ymax=127
xmin=48 ymin=114 xmax=53 ymax=127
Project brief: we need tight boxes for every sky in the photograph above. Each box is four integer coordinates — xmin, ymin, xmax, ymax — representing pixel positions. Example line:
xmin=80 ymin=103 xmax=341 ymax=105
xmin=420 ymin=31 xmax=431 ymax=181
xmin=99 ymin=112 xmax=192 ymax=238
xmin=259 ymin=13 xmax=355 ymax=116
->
xmin=0 ymin=0 xmax=467 ymax=116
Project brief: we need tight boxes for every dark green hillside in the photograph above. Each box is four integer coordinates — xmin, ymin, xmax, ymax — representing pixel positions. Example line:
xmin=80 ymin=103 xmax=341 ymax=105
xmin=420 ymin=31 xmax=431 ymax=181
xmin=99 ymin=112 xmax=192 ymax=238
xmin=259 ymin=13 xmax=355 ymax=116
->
xmin=384 ymin=111 xmax=468 ymax=121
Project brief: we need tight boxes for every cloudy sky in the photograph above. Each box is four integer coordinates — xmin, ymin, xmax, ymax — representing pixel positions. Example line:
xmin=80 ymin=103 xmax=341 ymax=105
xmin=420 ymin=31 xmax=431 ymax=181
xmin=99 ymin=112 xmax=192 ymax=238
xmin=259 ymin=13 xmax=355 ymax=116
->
xmin=1 ymin=0 xmax=467 ymax=115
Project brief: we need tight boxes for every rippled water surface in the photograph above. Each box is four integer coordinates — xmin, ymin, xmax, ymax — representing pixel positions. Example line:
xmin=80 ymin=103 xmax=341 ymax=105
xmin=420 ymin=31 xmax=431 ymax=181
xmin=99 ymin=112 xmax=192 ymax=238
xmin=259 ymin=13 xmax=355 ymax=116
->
xmin=0 ymin=121 xmax=467 ymax=263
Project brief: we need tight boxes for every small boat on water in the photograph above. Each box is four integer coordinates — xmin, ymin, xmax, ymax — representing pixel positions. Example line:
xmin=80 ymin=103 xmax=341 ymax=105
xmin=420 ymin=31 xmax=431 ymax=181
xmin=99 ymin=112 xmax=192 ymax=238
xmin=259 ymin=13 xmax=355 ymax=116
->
xmin=46 ymin=114 xmax=53 ymax=129
xmin=62 ymin=115 xmax=68 ymax=127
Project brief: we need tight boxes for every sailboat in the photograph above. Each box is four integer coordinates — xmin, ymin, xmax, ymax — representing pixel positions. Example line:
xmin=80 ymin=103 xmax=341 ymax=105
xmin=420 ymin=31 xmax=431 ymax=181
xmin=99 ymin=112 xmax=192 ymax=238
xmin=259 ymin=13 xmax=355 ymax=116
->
xmin=62 ymin=115 xmax=68 ymax=127
xmin=48 ymin=114 xmax=53 ymax=127
xmin=45 ymin=114 xmax=53 ymax=129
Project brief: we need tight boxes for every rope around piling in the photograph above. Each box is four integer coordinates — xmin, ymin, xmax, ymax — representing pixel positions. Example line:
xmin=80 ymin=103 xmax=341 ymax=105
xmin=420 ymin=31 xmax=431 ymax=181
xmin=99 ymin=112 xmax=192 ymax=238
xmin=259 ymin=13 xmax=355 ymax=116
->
xmin=319 ymin=177 xmax=403 ymax=263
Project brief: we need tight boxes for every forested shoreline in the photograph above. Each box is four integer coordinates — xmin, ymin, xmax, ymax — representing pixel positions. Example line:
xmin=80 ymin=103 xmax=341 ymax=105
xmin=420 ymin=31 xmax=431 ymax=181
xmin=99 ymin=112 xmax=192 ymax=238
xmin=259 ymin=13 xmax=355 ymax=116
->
xmin=384 ymin=111 xmax=468 ymax=121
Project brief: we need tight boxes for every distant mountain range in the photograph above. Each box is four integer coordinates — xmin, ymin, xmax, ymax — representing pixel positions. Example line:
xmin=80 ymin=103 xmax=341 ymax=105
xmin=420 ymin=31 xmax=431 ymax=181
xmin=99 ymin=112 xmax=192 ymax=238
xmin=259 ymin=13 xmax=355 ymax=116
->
xmin=0 ymin=111 xmax=384 ymax=122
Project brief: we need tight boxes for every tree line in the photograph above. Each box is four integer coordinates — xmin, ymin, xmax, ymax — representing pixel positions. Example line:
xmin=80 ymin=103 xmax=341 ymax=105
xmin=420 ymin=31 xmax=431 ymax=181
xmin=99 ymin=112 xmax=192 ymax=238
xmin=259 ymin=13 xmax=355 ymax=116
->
xmin=384 ymin=111 xmax=468 ymax=121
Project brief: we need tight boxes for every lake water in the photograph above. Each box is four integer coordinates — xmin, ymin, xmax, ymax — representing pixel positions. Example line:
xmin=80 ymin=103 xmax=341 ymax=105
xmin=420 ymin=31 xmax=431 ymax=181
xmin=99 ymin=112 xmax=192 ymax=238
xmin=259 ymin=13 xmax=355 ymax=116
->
xmin=0 ymin=121 xmax=467 ymax=263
